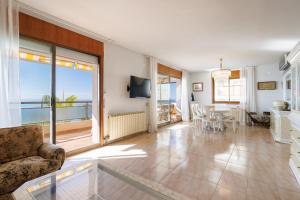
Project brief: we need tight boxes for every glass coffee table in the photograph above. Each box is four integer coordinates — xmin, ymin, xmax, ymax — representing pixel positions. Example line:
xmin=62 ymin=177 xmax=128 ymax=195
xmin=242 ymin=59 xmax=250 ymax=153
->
xmin=13 ymin=159 xmax=187 ymax=200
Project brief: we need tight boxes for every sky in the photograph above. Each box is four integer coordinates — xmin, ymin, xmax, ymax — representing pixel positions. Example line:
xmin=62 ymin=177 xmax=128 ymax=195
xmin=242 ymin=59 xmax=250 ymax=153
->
xmin=158 ymin=82 xmax=177 ymax=102
xmin=170 ymin=83 xmax=176 ymax=102
xmin=20 ymin=60 xmax=93 ymax=102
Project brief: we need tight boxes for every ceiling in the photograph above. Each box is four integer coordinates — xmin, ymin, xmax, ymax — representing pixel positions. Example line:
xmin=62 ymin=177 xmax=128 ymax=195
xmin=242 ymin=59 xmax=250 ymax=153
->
xmin=18 ymin=0 xmax=300 ymax=71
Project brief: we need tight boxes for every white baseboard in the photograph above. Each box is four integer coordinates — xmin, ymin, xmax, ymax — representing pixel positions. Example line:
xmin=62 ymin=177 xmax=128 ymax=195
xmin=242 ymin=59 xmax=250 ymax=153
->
xmin=270 ymin=129 xmax=291 ymax=144
xmin=289 ymin=159 xmax=300 ymax=186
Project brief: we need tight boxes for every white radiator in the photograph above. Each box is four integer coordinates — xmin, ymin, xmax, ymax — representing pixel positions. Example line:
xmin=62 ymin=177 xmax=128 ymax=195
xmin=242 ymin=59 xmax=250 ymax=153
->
xmin=108 ymin=111 xmax=147 ymax=141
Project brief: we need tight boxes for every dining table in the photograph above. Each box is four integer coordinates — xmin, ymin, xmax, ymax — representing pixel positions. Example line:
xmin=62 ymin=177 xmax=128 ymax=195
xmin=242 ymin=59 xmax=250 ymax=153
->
xmin=210 ymin=107 xmax=238 ymax=132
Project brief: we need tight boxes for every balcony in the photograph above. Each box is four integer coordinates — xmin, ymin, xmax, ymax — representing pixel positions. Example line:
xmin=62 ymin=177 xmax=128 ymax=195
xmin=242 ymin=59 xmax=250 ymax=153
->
xmin=157 ymin=102 xmax=182 ymax=125
xmin=21 ymin=101 xmax=94 ymax=152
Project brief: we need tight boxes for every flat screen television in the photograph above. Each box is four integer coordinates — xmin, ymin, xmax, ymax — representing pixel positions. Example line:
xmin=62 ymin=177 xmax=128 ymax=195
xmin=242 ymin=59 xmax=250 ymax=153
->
xmin=129 ymin=76 xmax=151 ymax=98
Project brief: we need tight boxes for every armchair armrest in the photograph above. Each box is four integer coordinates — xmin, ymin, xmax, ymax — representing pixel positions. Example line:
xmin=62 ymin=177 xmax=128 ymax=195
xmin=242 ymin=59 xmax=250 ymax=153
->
xmin=38 ymin=143 xmax=66 ymax=166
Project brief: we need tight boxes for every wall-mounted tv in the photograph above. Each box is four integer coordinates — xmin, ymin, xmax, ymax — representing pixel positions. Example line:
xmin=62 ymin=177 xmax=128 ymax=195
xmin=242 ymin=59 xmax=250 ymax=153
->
xmin=129 ymin=76 xmax=151 ymax=98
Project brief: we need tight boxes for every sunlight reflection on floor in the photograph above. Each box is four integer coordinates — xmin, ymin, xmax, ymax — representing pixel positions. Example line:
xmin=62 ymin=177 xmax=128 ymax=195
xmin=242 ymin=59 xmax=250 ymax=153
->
xmin=165 ymin=124 xmax=189 ymax=130
xmin=70 ymin=144 xmax=148 ymax=161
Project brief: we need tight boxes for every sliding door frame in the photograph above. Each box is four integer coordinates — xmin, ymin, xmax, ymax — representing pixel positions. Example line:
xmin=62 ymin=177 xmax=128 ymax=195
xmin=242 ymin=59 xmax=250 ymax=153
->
xmin=157 ymin=73 xmax=171 ymax=127
xmin=157 ymin=74 xmax=183 ymax=127
xmin=50 ymin=45 xmax=56 ymax=144
xmin=169 ymin=76 xmax=182 ymax=124
xmin=157 ymin=64 xmax=183 ymax=127
xmin=19 ymin=13 xmax=105 ymax=150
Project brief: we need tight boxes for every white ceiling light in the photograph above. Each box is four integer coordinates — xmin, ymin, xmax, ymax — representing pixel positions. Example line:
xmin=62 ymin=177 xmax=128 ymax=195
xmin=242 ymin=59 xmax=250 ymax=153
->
xmin=211 ymin=58 xmax=231 ymax=80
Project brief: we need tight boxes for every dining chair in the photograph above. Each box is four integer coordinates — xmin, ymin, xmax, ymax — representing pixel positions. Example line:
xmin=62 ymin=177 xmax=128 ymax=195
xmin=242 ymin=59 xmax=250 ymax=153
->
xmin=191 ymin=103 xmax=202 ymax=125
xmin=203 ymin=105 xmax=215 ymax=117
xmin=213 ymin=112 xmax=225 ymax=132
xmin=202 ymin=105 xmax=216 ymax=130
xmin=223 ymin=108 xmax=239 ymax=133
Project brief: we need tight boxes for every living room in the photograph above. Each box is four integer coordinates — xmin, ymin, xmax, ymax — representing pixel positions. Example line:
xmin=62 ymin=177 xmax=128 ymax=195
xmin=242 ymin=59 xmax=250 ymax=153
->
xmin=1 ymin=0 xmax=300 ymax=200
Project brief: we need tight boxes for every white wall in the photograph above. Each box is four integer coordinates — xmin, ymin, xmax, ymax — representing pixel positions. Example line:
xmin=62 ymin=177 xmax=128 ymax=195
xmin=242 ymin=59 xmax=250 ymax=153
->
xmin=104 ymin=43 xmax=149 ymax=134
xmin=255 ymin=62 xmax=283 ymax=114
xmin=189 ymin=71 xmax=212 ymax=105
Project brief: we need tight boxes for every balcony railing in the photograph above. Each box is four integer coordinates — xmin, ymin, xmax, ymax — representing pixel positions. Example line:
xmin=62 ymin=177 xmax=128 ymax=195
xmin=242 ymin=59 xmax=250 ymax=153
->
xmin=21 ymin=101 xmax=92 ymax=125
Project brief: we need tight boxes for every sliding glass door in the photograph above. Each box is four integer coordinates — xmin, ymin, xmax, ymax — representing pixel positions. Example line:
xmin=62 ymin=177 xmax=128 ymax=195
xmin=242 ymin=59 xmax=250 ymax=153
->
xmin=157 ymin=74 xmax=171 ymax=125
xmin=55 ymin=47 xmax=99 ymax=152
xmin=19 ymin=38 xmax=52 ymax=143
xmin=157 ymin=74 xmax=182 ymax=126
xmin=170 ymin=77 xmax=182 ymax=123
xmin=19 ymin=37 xmax=100 ymax=153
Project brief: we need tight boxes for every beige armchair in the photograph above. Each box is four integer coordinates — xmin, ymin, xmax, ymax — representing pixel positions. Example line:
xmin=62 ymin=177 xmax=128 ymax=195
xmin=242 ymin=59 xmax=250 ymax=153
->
xmin=0 ymin=125 xmax=65 ymax=199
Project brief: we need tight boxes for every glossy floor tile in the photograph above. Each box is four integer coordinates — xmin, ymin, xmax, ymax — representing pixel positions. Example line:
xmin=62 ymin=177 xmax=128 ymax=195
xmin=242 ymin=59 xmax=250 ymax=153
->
xmin=72 ymin=122 xmax=300 ymax=200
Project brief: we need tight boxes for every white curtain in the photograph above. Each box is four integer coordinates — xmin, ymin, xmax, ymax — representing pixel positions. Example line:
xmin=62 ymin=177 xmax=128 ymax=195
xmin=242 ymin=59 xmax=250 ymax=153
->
xmin=148 ymin=56 xmax=158 ymax=133
xmin=240 ymin=66 xmax=256 ymax=125
xmin=181 ymin=70 xmax=190 ymax=121
xmin=92 ymin=64 xmax=100 ymax=143
xmin=0 ymin=0 xmax=21 ymax=128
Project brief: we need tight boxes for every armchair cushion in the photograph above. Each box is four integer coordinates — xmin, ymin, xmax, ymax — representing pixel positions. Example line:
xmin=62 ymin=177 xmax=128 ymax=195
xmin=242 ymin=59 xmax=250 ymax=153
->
xmin=0 ymin=193 xmax=14 ymax=200
xmin=38 ymin=143 xmax=65 ymax=166
xmin=0 ymin=125 xmax=43 ymax=164
xmin=0 ymin=156 xmax=61 ymax=195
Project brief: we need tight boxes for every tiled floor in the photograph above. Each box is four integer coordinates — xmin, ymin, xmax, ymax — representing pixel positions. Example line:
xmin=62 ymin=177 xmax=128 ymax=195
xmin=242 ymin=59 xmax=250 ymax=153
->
xmin=71 ymin=122 xmax=300 ymax=200
xmin=56 ymin=129 xmax=93 ymax=152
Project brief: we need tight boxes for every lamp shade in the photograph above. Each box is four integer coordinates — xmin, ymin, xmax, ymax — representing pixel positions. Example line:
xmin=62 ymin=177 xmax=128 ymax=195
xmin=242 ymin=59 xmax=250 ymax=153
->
xmin=211 ymin=69 xmax=231 ymax=79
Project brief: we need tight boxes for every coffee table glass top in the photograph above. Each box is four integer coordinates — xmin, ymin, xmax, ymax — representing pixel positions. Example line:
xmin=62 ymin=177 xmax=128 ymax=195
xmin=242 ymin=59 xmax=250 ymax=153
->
xmin=13 ymin=160 xmax=186 ymax=200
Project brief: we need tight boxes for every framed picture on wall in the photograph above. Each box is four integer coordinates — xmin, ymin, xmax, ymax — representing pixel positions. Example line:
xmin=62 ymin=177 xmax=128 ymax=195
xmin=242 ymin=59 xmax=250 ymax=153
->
xmin=193 ymin=82 xmax=203 ymax=92
xmin=257 ymin=81 xmax=277 ymax=90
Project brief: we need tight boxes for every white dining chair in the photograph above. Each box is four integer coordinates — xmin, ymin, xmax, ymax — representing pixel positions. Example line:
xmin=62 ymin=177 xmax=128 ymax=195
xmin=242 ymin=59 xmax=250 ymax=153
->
xmin=191 ymin=103 xmax=203 ymax=125
xmin=202 ymin=105 xmax=216 ymax=130
xmin=203 ymin=105 xmax=215 ymax=117
xmin=223 ymin=108 xmax=239 ymax=133
xmin=213 ymin=112 xmax=225 ymax=132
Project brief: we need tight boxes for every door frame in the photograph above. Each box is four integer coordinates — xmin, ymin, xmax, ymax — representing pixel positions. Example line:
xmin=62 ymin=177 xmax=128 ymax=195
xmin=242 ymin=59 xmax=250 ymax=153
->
xmin=50 ymin=45 xmax=56 ymax=144
xmin=19 ymin=13 xmax=104 ymax=149
xmin=157 ymin=73 xmax=182 ymax=127
xmin=157 ymin=73 xmax=171 ymax=126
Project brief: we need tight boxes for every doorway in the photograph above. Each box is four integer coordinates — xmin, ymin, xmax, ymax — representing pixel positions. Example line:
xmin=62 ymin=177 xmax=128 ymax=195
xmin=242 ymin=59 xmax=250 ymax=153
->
xmin=157 ymin=73 xmax=182 ymax=126
xmin=19 ymin=37 xmax=100 ymax=153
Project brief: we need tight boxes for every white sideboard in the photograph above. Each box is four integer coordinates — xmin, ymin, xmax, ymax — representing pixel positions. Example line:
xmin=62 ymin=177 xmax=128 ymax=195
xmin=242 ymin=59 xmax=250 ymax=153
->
xmin=270 ymin=110 xmax=291 ymax=144
xmin=289 ymin=112 xmax=300 ymax=185
xmin=287 ymin=42 xmax=300 ymax=186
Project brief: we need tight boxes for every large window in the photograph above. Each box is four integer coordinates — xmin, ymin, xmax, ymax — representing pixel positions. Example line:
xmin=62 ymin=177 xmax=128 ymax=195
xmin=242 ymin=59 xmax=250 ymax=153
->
xmin=19 ymin=37 xmax=100 ymax=153
xmin=212 ymin=70 xmax=240 ymax=104
xmin=157 ymin=64 xmax=182 ymax=125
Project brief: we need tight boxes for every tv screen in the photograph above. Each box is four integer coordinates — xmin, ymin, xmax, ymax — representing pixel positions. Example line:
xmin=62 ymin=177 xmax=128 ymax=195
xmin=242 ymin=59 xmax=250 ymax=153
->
xmin=129 ymin=76 xmax=151 ymax=98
